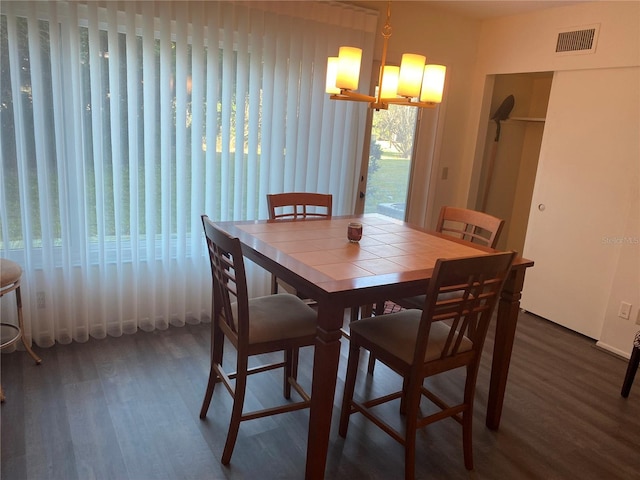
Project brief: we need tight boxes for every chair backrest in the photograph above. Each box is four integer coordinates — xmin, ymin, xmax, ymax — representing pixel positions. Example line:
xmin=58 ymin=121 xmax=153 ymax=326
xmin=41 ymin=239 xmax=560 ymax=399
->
xmin=436 ymin=206 xmax=504 ymax=248
xmin=267 ymin=192 xmax=332 ymax=220
xmin=201 ymin=215 xmax=249 ymax=343
xmin=414 ymin=251 xmax=516 ymax=367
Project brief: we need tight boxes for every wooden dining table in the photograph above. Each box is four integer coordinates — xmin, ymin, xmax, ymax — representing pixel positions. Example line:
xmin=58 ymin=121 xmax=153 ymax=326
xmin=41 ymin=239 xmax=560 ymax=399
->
xmin=216 ymin=213 xmax=534 ymax=479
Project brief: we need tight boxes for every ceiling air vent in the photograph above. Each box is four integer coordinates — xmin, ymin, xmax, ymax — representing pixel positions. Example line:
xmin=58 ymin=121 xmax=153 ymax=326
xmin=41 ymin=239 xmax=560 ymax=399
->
xmin=555 ymin=24 xmax=600 ymax=55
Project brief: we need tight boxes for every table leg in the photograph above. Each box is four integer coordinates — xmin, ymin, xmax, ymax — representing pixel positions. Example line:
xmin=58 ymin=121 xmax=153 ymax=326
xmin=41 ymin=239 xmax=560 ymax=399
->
xmin=486 ymin=266 xmax=526 ymax=430
xmin=306 ymin=302 xmax=343 ymax=479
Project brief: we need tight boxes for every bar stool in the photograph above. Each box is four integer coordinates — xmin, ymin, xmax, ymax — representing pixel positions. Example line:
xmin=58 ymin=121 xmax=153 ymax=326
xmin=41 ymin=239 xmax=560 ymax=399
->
xmin=1 ymin=258 xmax=42 ymax=402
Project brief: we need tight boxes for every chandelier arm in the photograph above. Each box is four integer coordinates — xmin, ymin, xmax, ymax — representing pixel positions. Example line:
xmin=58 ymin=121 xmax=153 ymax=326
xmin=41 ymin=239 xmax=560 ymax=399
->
xmin=384 ymin=98 xmax=438 ymax=108
xmin=331 ymin=91 xmax=376 ymax=103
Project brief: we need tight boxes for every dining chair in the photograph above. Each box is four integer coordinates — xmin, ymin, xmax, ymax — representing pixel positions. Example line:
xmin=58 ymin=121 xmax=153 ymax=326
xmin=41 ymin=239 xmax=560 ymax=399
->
xmin=363 ymin=206 xmax=506 ymax=373
xmin=339 ymin=251 xmax=516 ymax=480
xmin=436 ymin=205 xmax=505 ymax=247
xmin=393 ymin=206 xmax=505 ymax=310
xmin=621 ymin=330 xmax=640 ymax=398
xmin=199 ymin=215 xmax=317 ymax=465
xmin=0 ymin=258 xmax=42 ymax=402
xmin=266 ymin=192 xmax=332 ymax=296
xmin=267 ymin=192 xmax=332 ymax=222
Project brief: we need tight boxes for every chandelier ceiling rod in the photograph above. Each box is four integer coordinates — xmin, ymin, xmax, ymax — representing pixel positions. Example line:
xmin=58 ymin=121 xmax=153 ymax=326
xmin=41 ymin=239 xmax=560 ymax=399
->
xmin=371 ymin=2 xmax=393 ymax=110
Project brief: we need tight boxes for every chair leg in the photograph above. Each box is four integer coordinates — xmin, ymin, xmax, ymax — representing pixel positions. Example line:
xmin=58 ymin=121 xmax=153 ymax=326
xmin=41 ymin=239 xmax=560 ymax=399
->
xmin=350 ymin=305 xmax=378 ymax=375
xmin=339 ymin=342 xmax=361 ymax=438
xmin=350 ymin=306 xmax=359 ymax=323
xmin=284 ymin=348 xmax=299 ymax=399
xmin=366 ymin=353 xmax=377 ymax=375
xmin=403 ymin=376 xmax=422 ymax=480
xmin=404 ymin=441 xmax=416 ymax=480
xmin=366 ymin=302 xmax=385 ymax=375
xmin=222 ymin=354 xmax=248 ymax=465
xmin=200 ymin=324 xmax=225 ymax=418
xmin=462 ymin=364 xmax=480 ymax=470
xmin=200 ymin=364 xmax=217 ymax=418
xmin=399 ymin=376 xmax=410 ymax=415
xmin=16 ymin=286 xmax=41 ymax=364
xmin=462 ymin=406 xmax=474 ymax=470
xmin=621 ymin=346 xmax=640 ymax=398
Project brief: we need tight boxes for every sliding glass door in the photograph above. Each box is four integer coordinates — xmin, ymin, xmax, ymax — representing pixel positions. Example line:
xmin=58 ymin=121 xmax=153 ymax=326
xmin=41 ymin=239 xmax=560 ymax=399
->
xmin=359 ymin=104 xmax=418 ymax=220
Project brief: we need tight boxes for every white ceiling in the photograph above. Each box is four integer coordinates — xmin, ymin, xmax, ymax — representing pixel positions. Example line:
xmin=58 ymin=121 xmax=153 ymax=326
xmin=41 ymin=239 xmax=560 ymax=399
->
xmin=421 ymin=1 xmax=591 ymax=19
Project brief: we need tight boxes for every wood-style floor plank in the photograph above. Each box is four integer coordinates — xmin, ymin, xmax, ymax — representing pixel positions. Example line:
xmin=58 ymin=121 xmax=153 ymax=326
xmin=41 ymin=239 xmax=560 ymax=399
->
xmin=2 ymin=312 xmax=639 ymax=479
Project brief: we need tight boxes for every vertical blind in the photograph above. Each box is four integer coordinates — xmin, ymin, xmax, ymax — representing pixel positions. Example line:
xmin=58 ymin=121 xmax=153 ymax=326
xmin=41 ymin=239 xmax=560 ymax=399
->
xmin=0 ymin=1 xmax=377 ymax=346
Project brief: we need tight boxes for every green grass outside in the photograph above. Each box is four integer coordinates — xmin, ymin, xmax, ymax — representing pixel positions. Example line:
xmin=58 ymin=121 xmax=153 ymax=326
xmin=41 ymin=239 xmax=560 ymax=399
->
xmin=1 ymin=149 xmax=411 ymax=249
xmin=364 ymin=153 xmax=411 ymax=214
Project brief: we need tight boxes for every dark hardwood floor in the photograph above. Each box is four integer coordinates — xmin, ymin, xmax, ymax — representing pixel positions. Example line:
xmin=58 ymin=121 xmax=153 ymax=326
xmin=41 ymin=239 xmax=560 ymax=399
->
xmin=2 ymin=310 xmax=639 ymax=479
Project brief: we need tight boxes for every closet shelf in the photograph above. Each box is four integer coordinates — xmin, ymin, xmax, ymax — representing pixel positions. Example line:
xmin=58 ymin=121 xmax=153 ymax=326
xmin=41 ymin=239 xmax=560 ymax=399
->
xmin=507 ymin=116 xmax=545 ymax=122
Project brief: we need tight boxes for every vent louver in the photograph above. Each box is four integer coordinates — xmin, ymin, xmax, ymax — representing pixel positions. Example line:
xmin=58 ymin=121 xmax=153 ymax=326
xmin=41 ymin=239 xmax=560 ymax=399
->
xmin=556 ymin=24 xmax=599 ymax=54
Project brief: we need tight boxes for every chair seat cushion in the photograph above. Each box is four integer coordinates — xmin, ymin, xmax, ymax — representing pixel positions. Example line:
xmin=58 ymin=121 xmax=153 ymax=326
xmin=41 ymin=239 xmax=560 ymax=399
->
xmin=350 ymin=309 xmax=472 ymax=365
xmin=233 ymin=293 xmax=317 ymax=345
xmin=634 ymin=331 xmax=640 ymax=349
xmin=398 ymin=295 xmax=425 ymax=309
xmin=0 ymin=259 xmax=22 ymax=289
xmin=396 ymin=291 xmax=463 ymax=310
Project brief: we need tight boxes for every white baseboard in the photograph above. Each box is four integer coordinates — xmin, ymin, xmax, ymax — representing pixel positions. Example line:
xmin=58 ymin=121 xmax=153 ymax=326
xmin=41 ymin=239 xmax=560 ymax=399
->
xmin=595 ymin=341 xmax=630 ymax=360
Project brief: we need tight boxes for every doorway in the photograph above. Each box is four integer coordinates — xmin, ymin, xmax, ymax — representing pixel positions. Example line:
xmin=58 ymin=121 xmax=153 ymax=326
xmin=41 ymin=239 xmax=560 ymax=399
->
xmin=475 ymin=72 xmax=552 ymax=253
xmin=356 ymin=104 xmax=419 ymax=219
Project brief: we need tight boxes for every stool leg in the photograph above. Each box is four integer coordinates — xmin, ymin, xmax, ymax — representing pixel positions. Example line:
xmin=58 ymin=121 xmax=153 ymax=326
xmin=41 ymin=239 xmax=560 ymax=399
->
xmin=621 ymin=346 xmax=639 ymax=398
xmin=16 ymin=286 xmax=41 ymax=365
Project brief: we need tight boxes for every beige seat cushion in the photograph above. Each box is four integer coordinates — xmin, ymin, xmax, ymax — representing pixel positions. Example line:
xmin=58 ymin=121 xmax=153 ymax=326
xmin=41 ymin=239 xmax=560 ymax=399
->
xmin=231 ymin=293 xmax=317 ymax=345
xmin=0 ymin=259 xmax=22 ymax=289
xmin=399 ymin=291 xmax=464 ymax=310
xmin=399 ymin=295 xmax=425 ymax=309
xmin=350 ymin=309 xmax=472 ymax=365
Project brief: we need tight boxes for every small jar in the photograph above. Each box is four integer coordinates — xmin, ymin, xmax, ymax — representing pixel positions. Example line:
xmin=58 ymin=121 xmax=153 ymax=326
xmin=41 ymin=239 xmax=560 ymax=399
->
xmin=347 ymin=222 xmax=363 ymax=242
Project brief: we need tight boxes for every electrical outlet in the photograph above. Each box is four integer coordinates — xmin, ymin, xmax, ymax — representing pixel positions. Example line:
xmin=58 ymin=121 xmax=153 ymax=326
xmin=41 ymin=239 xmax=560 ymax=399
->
xmin=36 ymin=291 xmax=45 ymax=309
xmin=618 ymin=301 xmax=631 ymax=320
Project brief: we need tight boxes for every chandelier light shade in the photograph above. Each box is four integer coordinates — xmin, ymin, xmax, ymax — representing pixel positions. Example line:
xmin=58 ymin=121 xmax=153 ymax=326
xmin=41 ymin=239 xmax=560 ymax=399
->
xmin=325 ymin=1 xmax=445 ymax=110
xmin=420 ymin=64 xmax=447 ymax=103
xmin=397 ymin=54 xmax=426 ymax=98
xmin=325 ymin=57 xmax=341 ymax=95
xmin=336 ymin=46 xmax=363 ymax=90
xmin=379 ymin=65 xmax=399 ymax=99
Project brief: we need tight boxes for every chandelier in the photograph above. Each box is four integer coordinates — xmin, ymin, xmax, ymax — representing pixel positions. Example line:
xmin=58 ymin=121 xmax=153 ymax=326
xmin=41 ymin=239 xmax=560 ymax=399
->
xmin=325 ymin=2 xmax=446 ymax=110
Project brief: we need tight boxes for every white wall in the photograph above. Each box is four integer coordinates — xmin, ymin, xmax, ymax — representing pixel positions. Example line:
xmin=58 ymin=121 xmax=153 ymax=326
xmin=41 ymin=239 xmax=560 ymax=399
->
xmin=597 ymin=168 xmax=640 ymax=356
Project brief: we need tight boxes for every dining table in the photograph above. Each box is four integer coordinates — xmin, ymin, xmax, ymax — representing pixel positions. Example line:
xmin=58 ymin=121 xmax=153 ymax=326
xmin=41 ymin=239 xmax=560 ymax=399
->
xmin=215 ymin=213 xmax=534 ymax=479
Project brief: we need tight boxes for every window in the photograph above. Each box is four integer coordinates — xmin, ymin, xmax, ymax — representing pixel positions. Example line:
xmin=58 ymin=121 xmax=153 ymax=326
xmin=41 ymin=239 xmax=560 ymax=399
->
xmin=0 ymin=1 xmax=376 ymax=345
xmin=364 ymin=105 xmax=419 ymax=220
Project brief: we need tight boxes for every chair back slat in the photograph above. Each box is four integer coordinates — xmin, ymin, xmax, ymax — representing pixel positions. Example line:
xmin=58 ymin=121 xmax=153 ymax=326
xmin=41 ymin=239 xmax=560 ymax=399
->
xmin=202 ymin=215 xmax=249 ymax=339
xmin=267 ymin=192 xmax=332 ymax=220
xmin=415 ymin=252 xmax=516 ymax=363
xmin=436 ymin=206 xmax=504 ymax=248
